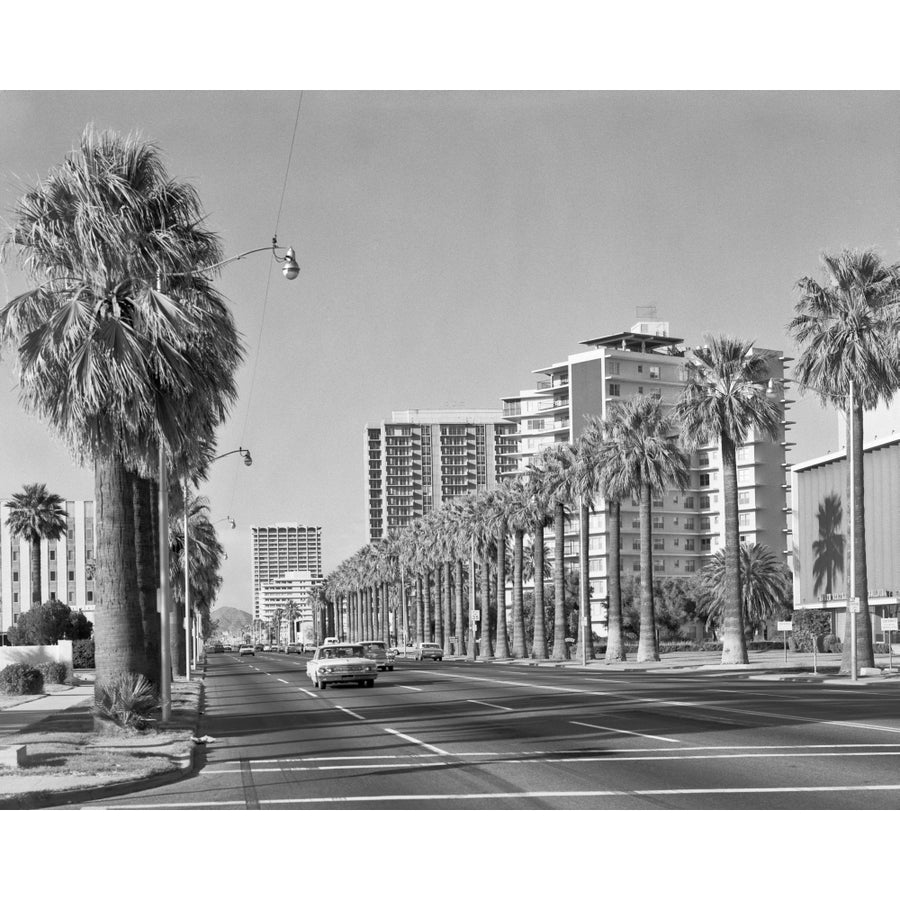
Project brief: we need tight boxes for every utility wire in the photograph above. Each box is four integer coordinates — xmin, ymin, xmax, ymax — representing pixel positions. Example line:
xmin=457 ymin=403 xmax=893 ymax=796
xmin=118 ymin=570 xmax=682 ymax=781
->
xmin=229 ymin=91 xmax=304 ymax=516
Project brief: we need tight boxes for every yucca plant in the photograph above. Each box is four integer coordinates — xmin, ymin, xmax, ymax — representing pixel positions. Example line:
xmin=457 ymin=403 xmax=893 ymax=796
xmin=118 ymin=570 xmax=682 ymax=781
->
xmin=93 ymin=673 xmax=158 ymax=731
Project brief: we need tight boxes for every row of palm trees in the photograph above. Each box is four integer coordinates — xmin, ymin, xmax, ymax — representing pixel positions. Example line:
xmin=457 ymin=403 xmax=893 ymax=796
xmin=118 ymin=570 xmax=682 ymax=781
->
xmin=0 ymin=128 xmax=240 ymax=695
xmin=320 ymin=336 xmax=782 ymax=664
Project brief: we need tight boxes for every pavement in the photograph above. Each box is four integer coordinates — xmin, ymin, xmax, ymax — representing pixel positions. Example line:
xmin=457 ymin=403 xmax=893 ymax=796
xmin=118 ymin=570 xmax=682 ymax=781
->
xmin=1 ymin=649 xmax=896 ymax=808
xmin=0 ymin=672 xmax=203 ymax=809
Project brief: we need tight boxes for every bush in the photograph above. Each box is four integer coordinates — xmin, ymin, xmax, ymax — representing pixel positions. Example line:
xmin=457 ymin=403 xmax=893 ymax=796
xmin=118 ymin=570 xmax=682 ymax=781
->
xmin=0 ymin=663 xmax=44 ymax=695
xmin=823 ymin=634 xmax=843 ymax=654
xmin=701 ymin=641 xmax=723 ymax=652
xmin=36 ymin=661 xmax=69 ymax=685
xmin=93 ymin=673 xmax=158 ymax=730
xmin=72 ymin=639 xmax=95 ymax=669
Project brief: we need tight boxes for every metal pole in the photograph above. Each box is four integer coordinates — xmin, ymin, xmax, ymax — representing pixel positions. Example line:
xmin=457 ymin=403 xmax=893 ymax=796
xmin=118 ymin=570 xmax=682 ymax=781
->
xmin=184 ymin=477 xmax=191 ymax=676
xmin=158 ymin=441 xmax=172 ymax=723
xmin=849 ymin=377 xmax=858 ymax=683
xmin=468 ymin=536 xmax=477 ymax=661
xmin=581 ymin=498 xmax=588 ymax=668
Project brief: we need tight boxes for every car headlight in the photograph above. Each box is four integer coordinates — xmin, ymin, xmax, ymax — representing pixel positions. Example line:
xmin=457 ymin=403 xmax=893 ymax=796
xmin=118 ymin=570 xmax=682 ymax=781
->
xmin=321 ymin=667 xmax=332 ymax=674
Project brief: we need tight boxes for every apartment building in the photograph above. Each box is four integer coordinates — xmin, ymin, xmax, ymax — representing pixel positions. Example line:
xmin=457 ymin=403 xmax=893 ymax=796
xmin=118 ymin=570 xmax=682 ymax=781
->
xmin=501 ymin=320 xmax=790 ymax=633
xmin=364 ymin=409 xmax=518 ymax=542
xmin=0 ymin=499 xmax=97 ymax=636
xmin=257 ymin=569 xmax=318 ymax=645
xmin=251 ymin=524 xmax=323 ymax=620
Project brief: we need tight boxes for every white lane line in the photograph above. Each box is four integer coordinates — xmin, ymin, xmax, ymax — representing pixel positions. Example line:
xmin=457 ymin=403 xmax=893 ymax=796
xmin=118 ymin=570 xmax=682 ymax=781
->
xmin=277 ymin=678 xmax=290 ymax=684
xmin=397 ymin=685 xmax=423 ymax=692
xmin=467 ymin=699 xmax=513 ymax=712
xmin=333 ymin=705 xmax=365 ymax=720
xmin=385 ymin=727 xmax=451 ymax=756
xmin=570 ymin=720 xmax=680 ymax=743
xmin=257 ymin=783 xmax=900 ymax=805
xmin=205 ymin=762 xmax=449 ymax=773
xmin=298 ymin=687 xmax=318 ymax=698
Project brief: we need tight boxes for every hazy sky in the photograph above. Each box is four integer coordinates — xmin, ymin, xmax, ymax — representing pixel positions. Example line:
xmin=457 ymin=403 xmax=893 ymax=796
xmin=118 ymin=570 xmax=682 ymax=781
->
xmin=2 ymin=90 xmax=900 ymax=613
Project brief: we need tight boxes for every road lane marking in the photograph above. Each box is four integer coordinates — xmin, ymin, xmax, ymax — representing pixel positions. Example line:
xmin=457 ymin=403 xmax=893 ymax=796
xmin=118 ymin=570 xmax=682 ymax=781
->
xmin=397 ymin=685 xmax=423 ymax=691
xmin=467 ymin=699 xmax=513 ymax=711
xmin=298 ymin=688 xmax=318 ymax=698
xmin=385 ymin=727 xmax=451 ymax=756
xmin=333 ymin=705 xmax=365 ymax=720
xmin=570 ymin=720 xmax=680 ymax=743
xmin=277 ymin=678 xmax=290 ymax=684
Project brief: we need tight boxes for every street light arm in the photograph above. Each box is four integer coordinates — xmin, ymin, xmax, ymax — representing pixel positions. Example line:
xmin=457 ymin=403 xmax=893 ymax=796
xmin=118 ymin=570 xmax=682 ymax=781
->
xmin=167 ymin=237 xmax=299 ymax=280
xmin=213 ymin=447 xmax=252 ymax=466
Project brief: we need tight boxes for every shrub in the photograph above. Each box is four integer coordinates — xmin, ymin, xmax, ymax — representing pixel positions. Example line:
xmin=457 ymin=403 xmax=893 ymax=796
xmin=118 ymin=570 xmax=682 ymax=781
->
xmin=93 ymin=673 xmax=158 ymax=730
xmin=36 ymin=661 xmax=69 ymax=684
xmin=701 ymin=641 xmax=723 ymax=652
xmin=72 ymin=639 xmax=95 ymax=669
xmin=0 ymin=663 xmax=44 ymax=695
xmin=823 ymin=634 xmax=842 ymax=654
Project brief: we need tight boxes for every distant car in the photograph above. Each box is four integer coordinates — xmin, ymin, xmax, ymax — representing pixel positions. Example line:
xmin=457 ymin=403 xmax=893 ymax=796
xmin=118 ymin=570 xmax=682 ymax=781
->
xmin=223 ymin=644 xmax=234 ymax=652
xmin=415 ymin=642 xmax=443 ymax=661
xmin=323 ymin=637 xmax=340 ymax=646
xmin=210 ymin=643 xmax=224 ymax=654
xmin=254 ymin=644 xmax=264 ymax=651
xmin=360 ymin=640 xmax=393 ymax=671
xmin=239 ymin=645 xmax=255 ymax=656
xmin=306 ymin=643 xmax=378 ymax=689
xmin=386 ymin=646 xmax=399 ymax=661
xmin=286 ymin=643 xmax=302 ymax=654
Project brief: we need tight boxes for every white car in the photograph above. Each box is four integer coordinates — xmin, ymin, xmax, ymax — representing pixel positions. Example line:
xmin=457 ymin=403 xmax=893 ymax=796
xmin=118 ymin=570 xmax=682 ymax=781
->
xmin=239 ymin=645 xmax=255 ymax=656
xmin=306 ymin=643 xmax=379 ymax=689
xmin=415 ymin=642 xmax=443 ymax=661
xmin=360 ymin=640 xmax=393 ymax=671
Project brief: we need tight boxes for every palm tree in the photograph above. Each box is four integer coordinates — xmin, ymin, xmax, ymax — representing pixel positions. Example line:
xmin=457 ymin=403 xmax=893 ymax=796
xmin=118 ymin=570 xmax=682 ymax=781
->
xmin=601 ymin=395 xmax=689 ymax=662
xmin=538 ymin=443 xmax=578 ymax=661
xmin=502 ymin=477 xmax=532 ymax=659
xmin=524 ymin=458 xmax=553 ymax=660
xmin=698 ymin=542 xmax=790 ymax=639
xmin=4 ymin=484 xmax=67 ymax=611
xmin=0 ymin=128 xmax=241 ymax=695
xmin=482 ymin=488 xmax=511 ymax=659
xmin=675 ymin=335 xmax=782 ymax=665
xmin=789 ymin=249 xmax=900 ymax=672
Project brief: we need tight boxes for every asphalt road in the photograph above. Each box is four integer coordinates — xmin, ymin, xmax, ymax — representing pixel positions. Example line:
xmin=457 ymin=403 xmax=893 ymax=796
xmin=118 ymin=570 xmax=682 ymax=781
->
xmin=76 ymin=652 xmax=900 ymax=810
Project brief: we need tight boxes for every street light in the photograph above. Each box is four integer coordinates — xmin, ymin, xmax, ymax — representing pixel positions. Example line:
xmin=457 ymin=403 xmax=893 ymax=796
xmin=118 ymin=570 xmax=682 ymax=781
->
xmin=157 ymin=239 xmax=296 ymax=723
xmin=213 ymin=447 xmax=253 ymax=467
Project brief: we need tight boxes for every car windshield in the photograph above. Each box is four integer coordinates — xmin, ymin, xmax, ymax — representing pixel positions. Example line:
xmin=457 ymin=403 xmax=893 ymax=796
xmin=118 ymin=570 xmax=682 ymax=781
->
xmin=422 ymin=644 xmax=439 ymax=649
xmin=319 ymin=646 xmax=363 ymax=659
xmin=363 ymin=642 xmax=385 ymax=650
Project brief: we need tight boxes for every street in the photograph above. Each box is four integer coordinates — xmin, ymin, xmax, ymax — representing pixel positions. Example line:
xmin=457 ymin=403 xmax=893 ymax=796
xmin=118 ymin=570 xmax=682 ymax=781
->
xmin=68 ymin=653 xmax=900 ymax=810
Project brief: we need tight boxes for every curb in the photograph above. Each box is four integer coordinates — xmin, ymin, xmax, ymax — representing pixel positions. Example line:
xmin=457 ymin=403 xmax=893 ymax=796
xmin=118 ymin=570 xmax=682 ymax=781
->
xmin=0 ymin=674 xmax=206 ymax=810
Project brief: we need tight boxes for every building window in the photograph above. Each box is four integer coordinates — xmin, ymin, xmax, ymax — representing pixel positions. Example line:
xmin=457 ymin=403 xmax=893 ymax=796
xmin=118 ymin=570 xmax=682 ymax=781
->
xmin=50 ymin=571 xmax=56 ymax=582
xmin=673 ymin=537 xmax=680 ymax=547
xmin=673 ymin=516 xmax=679 ymax=526
xmin=700 ymin=473 xmax=711 ymax=487
xmin=739 ymin=513 xmax=751 ymax=528
xmin=633 ymin=562 xmax=641 ymax=572
xmin=49 ymin=550 xmax=56 ymax=561
xmin=632 ymin=539 xmax=642 ymax=550
xmin=68 ymin=570 xmax=75 ymax=581
xmin=700 ymin=538 xmax=711 ymax=551
xmin=608 ymin=383 xmax=620 ymax=397
xmin=652 ymin=516 xmax=664 ymax=529
xmin=632 ymin=518 xmax=640 ymax=528
xmin=684 ymin=519 xmax=695 ymax=530
xmin=700 ymin=517 xmax=711 ymax=530
xmin=684 ymin=496 xmax=695 ymax=509
xmin=685 ymin=560 xmax=696 ymax=572
xmin=13 ymin=572 xmax=18 ymax=582
xmin=653 ymin=537 xmax=665 ymax=551
xmin=654 ymin=560 xmax=665 ymax=572
xmin=685 ymin=539 xmax=695 ymax=551
xmin=649 ymin=365 xmax=660 ymax=380
xmin=738 ymin=491 xmax=750 ymax=506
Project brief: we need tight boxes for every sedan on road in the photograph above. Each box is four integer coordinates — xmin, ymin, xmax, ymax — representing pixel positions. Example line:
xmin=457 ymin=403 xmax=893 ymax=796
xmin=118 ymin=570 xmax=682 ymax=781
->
xmin=360 ymin=640 xmax=394 ymax=671
xmin=239 ymin=645 xmax=255 ymax=656
xmin=415 ymin=642 xmax=443 ymax=661
xmin=306 ymin=643 xmax=379 ymax=689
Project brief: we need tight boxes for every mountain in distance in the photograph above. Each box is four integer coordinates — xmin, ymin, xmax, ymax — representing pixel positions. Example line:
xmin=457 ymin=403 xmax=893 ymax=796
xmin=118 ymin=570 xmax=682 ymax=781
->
xmin=210 ymin=606 xmax=252 ymax=638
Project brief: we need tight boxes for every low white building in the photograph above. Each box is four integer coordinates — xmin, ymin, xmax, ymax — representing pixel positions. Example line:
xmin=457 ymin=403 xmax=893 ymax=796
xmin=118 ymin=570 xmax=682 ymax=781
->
xmin=258 ymin=570 xmax=320 ymax=645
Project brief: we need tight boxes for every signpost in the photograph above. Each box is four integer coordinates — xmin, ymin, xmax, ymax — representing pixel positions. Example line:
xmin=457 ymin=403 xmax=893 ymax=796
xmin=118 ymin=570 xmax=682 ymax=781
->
xmin=777 ymin=620 xmax=792 ymax=665
xmin=848 ymin=598 xmax=860 ymax=682
xmin=883 ymin=618 xmax=898 ymax=672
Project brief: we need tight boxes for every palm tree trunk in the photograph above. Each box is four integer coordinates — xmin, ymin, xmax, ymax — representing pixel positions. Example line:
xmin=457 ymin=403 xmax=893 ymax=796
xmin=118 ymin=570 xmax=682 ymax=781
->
xmin=93 ymin=455 xmax=151 ymax=699
xmin=841 ymin=401 xmax=875 ymax=671
xmin=30 ymin=536 xmax=41 ymax=608
xmin=511 ymin=529 xmax=527 ymax=658
xmin=720 ymin=435 xmax=749 ymax=664
xmin=494 ymin=525 xmax=510 ymax=659
xmin=636 ymin=484 xmax=659 ymax=662
xmin=416 ymin=576 xmax=425 ymax=643
xmin=442 ymin=561 xmax=452 ymax=656
xmin=532 ymin=523 xmax=548 ymax=659
xmin=480 ymin=549 xmax=494 ymax=659
xmin=171 ymin=598 xmax=186 ymax=676
xmin=579 ymin=498 xmax=595 ymax=660
xmin=422 ymin=573 xmax=432 ymax=642
xmin=401 ymin=577 xmax=409 ymax=646
xmin=605 ymin=500 xmax=626 ymax=662
xmin=550 ymin=502 xmax=568 ymax=660
xmin=434 ymin=565 xmax=444 ymax=647
xmin=455 ymin=559 xmax=465 ymax=656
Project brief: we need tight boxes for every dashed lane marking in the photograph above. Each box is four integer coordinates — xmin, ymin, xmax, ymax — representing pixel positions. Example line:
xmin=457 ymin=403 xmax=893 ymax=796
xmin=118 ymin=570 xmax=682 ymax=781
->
xmin=467 ymin=699 xmax=513 ymax=712
xmin=385 ymin=727 xmax=451 ymax=756
xmin=397 ymin=685 xmax=423 ymax=692
xmin=333 ymin=705 xmax=365 ymax=720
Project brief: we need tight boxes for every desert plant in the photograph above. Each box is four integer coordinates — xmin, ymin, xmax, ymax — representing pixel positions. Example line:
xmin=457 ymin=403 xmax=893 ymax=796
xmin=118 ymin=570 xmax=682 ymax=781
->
xmin=93 ymin=673 xmax=158 ymax=730
xmin=823 ymin=634 xmax=843 ymax=654
xmin=36 ymin=661 xmax=69 ymax=684
xmin=0 ymin=663 xmax=44 ymax=694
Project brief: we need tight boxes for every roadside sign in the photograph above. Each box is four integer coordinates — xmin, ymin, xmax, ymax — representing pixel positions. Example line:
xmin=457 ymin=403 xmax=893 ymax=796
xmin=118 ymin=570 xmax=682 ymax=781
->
xmin=472 ymin=610 xmax=481 ymax=621
xmin=776 ymin=621 xmax=792 ymax=632
xmin=882 ymin=618 xmax=898 ymax=631
xmin=848 ymin=597 xmax=861 ymax=614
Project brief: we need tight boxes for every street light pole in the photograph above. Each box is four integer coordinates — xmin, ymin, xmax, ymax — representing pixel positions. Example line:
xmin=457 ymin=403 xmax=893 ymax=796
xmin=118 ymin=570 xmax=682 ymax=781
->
xmin=184 ymin=476 xmax=191 ymax=677
xmin=849 ymin=376 xmax=858 ymax=683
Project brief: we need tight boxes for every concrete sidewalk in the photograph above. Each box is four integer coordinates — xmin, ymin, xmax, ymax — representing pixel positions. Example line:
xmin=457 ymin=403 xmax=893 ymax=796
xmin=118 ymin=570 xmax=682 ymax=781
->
xmin=0 ymin=685 xmax=94 ymax=739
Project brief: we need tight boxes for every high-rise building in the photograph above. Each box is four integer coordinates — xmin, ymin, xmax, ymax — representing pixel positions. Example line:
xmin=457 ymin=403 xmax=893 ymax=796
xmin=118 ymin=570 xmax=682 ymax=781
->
xmin=501 ymin=320 xmax=790 ymax=631
xmin=257 ymin=570 xmax=318 ymax=644
xmin=251 ymin=524 xmax=323 ymax=620
xmin=1 ymin=499 xmax=97 ymax=636
xmin=364 ymin=409 xmax=518 ymax=542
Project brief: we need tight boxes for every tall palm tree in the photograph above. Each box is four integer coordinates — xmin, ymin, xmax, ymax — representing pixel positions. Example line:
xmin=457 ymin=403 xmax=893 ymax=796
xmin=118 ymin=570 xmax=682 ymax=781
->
xmin=503 ymin=477 xmax=532 ymax=659
xmin=4 ymin=484 xmax=67 ymax=611
xmin=698 ymin=542 xmax=791 ymax=639
xmin=0 ymin=128 xmax=241 ymax=694
xmin=601 ymin=396 xmax=689 ymax=662
xmin=539 ymin=443 xmax=578 ymax=661
xmin=524 ymin=458 xmax=553 ymax=660
xmin=789 ymin=249 xmax=900 ymax=672
xmin=676 ymin=335 xmax=785 ymax=663
xmin=483 ymin=488 xmax=511 ymax=659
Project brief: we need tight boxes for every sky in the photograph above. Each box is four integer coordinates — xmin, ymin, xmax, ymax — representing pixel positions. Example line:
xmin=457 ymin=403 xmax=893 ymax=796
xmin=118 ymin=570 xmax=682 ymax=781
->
xmin=2 ymin=90 xmax=900 ymax=614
